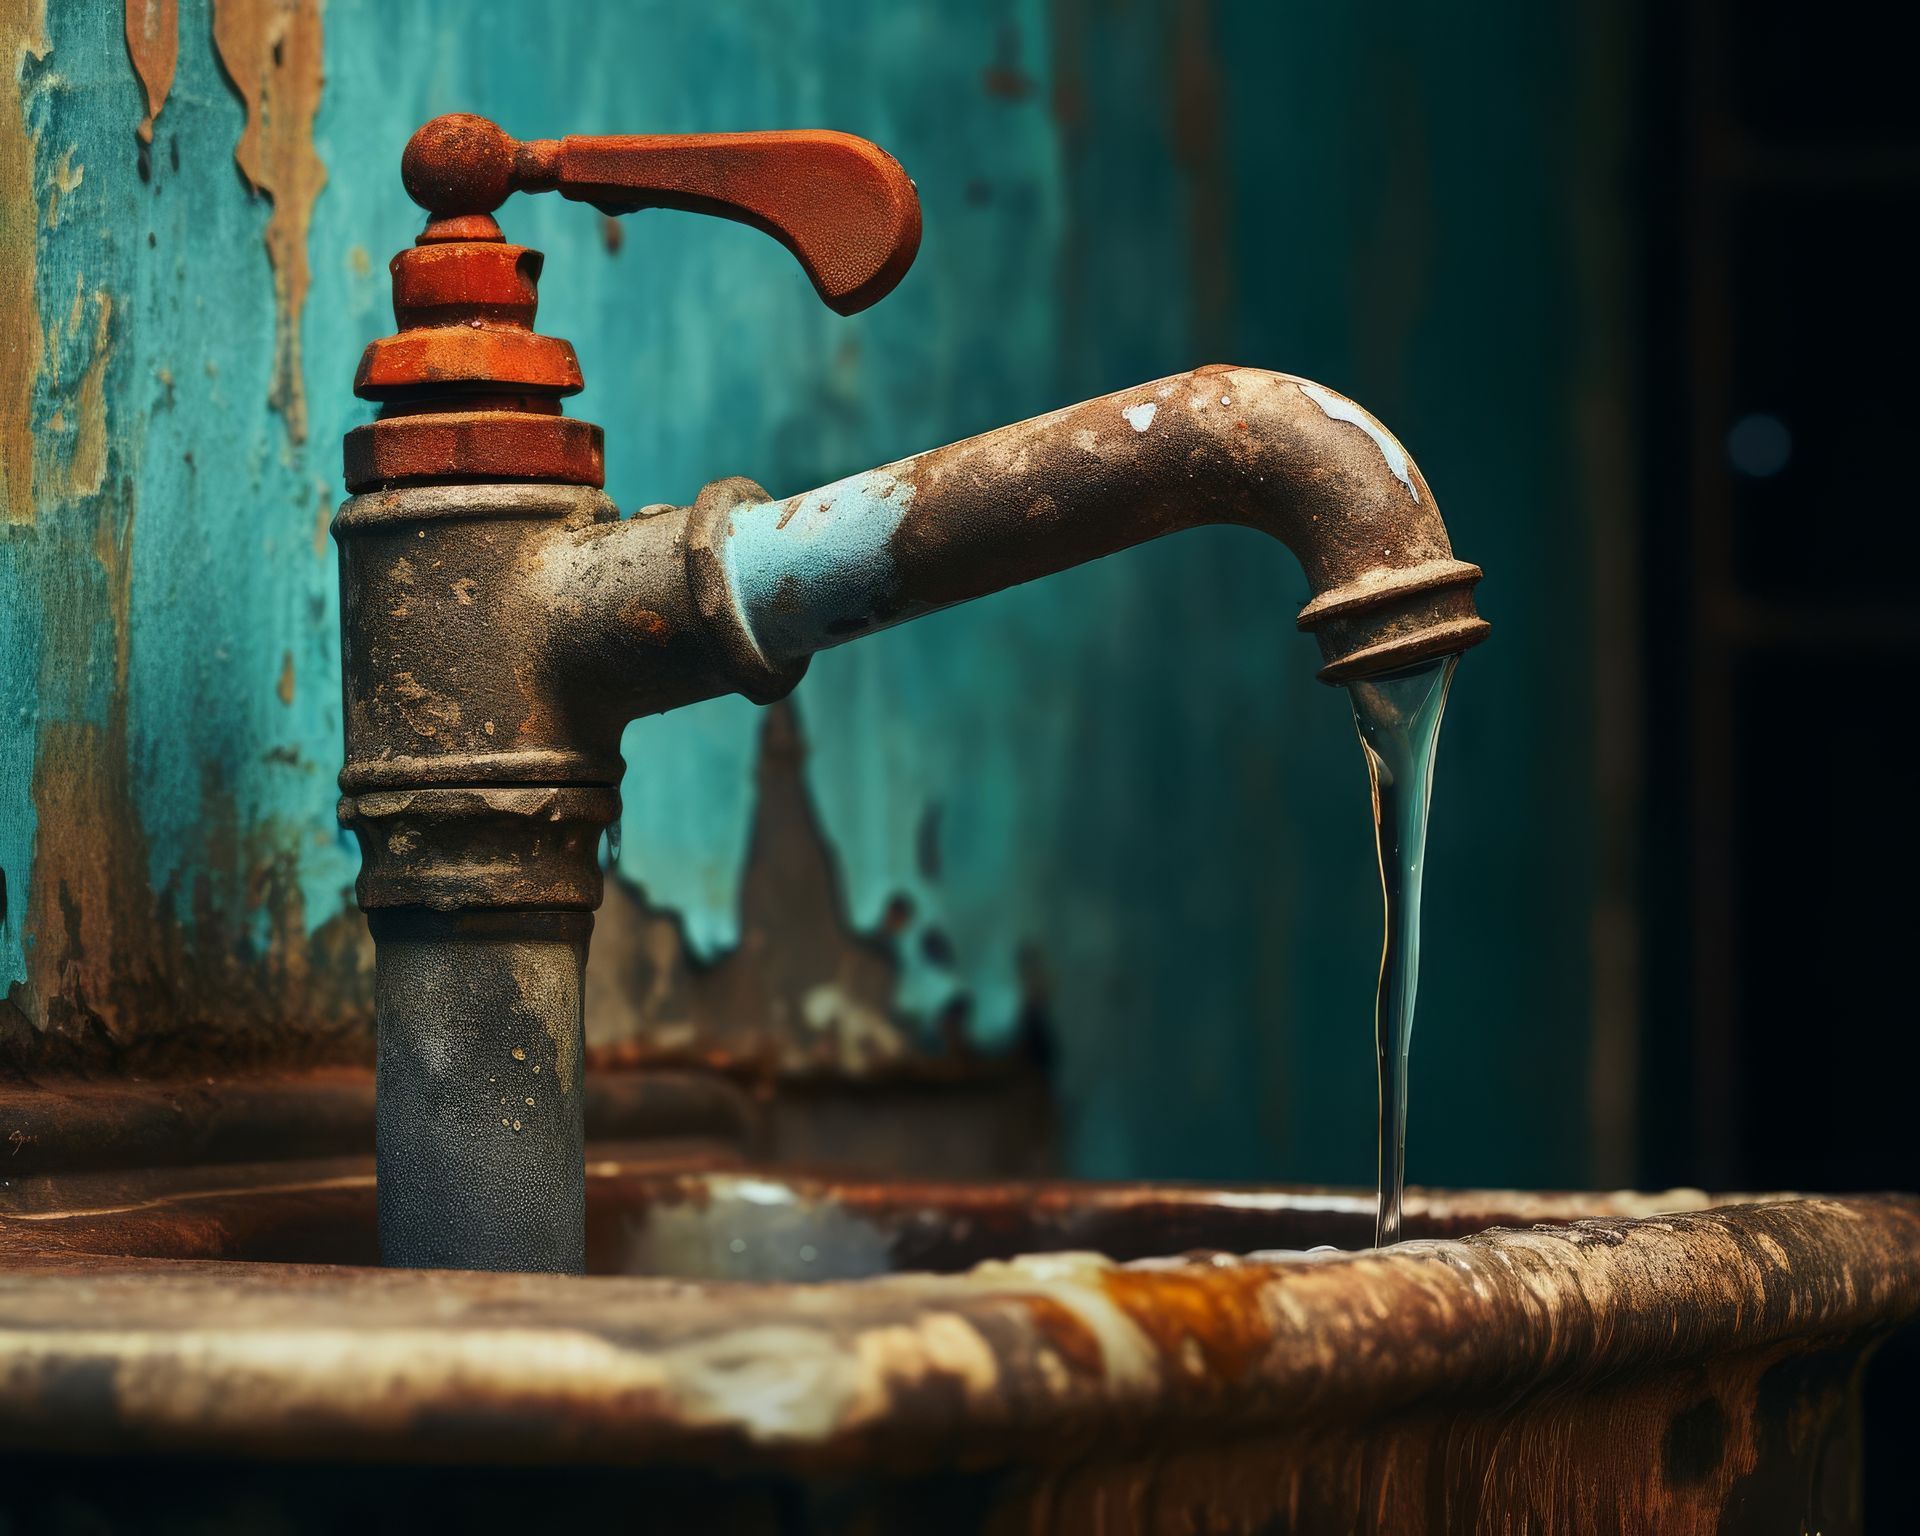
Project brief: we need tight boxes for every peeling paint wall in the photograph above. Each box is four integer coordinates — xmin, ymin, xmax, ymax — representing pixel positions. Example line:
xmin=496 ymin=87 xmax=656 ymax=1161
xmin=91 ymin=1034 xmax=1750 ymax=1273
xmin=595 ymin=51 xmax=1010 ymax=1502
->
xmin=0 ymin=2 xmax=1626 ymax=1189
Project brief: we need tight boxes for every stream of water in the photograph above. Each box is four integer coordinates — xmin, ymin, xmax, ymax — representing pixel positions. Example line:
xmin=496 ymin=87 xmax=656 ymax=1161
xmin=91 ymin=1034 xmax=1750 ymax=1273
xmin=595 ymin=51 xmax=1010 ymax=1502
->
xmin=1347 ymin=655 xmax=1458 ymax=1247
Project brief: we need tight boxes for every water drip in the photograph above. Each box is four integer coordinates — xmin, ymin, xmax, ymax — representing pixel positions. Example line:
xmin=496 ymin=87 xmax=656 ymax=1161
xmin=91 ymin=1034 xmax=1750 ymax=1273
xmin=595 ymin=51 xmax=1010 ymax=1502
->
xmin=1348 ymin=655 xmax=1458 ymax=1246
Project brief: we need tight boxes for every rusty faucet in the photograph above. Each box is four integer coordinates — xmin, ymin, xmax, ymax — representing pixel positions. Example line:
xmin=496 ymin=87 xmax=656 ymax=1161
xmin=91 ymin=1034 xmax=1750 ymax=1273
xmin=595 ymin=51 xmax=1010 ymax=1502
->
xmin=334 ymin=114 xmax=1490 ymax=1273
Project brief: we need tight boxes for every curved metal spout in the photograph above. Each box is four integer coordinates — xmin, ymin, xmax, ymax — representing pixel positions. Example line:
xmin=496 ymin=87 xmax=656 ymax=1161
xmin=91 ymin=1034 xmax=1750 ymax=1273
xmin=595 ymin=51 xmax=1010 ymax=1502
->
xmin=687 ymin=366 xmax=1486 ymax=687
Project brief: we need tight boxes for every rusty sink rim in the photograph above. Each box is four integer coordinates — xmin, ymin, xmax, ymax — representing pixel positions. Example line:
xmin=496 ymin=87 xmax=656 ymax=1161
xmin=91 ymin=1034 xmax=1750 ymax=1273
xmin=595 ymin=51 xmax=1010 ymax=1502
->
xmin=1 ymin=1177 xmax=1916 ymax=1475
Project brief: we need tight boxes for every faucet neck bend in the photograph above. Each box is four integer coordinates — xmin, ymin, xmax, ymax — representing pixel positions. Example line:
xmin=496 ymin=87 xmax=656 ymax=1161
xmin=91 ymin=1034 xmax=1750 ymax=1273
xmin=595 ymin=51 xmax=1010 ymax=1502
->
xmin=682 ymin=367 xmax=1487 ymax=686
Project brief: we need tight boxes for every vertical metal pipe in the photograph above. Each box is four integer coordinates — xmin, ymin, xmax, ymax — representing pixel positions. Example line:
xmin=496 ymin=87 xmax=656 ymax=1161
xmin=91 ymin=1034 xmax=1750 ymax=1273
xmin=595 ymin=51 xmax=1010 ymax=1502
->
xmin=371 ymin=910 xmax=590 ymax=1273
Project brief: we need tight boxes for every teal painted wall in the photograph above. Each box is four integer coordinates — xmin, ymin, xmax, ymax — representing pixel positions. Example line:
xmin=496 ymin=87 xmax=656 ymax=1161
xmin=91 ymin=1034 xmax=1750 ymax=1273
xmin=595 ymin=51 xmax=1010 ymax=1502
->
xmin=0 ymin=2 xmax=1628 ymax=1190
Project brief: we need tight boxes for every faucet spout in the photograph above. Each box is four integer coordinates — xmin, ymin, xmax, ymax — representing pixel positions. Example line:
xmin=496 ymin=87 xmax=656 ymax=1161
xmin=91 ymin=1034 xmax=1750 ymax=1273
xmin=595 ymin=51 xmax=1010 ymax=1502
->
xmin=690 ymin=366 xmax=1487 ymax=687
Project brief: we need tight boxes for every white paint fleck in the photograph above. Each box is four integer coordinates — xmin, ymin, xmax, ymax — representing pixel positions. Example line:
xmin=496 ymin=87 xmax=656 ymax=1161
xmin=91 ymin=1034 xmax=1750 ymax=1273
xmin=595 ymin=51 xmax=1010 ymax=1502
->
xmin=962 ymin=1252 xmax=1162 ymax=1391
xmin=1297 ymin=380 xmax=1421 ymax=502
xmin=659 ymin=1324 xmax=864 ymax=1441
xmin=1122 ymin=402 xmax=1158 ymax=433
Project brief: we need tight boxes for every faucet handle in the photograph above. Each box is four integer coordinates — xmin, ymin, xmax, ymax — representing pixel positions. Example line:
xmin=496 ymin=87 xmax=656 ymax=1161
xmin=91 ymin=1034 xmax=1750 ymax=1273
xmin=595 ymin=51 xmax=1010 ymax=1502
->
xmin=401 ymin=114 xmax=921 ymax=315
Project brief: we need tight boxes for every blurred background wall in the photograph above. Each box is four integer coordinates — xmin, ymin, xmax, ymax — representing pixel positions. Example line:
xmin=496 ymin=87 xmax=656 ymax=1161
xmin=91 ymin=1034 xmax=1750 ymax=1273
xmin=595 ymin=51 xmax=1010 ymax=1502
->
xmin=0 ymin=0 xmax=1688 ymax=1197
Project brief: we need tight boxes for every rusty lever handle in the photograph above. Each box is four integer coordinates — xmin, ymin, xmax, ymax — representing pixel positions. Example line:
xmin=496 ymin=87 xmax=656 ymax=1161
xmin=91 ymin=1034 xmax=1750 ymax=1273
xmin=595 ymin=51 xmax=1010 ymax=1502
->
xmin=401 ymin=113 xmax=921 ymax=315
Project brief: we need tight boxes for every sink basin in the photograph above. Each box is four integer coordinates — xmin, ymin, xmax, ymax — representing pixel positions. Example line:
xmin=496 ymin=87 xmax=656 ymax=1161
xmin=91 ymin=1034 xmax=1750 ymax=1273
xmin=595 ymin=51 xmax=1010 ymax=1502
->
xmin=3 ymin=1142 xmax=1916 ymax=1533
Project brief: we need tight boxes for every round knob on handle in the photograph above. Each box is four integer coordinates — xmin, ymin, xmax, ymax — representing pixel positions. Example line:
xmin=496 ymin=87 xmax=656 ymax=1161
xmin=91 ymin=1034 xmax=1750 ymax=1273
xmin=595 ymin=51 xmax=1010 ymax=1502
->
xmin=401 ymin=114 xmax=921 ymax=315
xmin=401 ymin=113 xmax=521 ymax=217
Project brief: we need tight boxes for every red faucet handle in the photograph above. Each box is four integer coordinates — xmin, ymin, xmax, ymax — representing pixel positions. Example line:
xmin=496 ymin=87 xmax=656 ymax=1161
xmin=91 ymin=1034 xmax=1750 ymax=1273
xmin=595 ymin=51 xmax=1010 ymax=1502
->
xmin=401 ymin=114 xmax=921 ymax=316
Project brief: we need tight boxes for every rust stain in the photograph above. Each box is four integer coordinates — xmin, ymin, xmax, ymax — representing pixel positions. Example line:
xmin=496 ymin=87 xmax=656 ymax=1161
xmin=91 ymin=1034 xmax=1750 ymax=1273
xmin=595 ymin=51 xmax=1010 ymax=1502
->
xmin=982 ymin=24 xmax=1035 ymax=101
xmin=42 ymin=142 xmax=78 ymax=226
xmin=613 ymin=598 xmax=671 ymax=647
xmin=586 ymin=703 xmax=1040 ymax=1085
xmin=211 ymin=0 xmax=325 ymax=442
xmin=3 ymin=380 xmax=369 ymax=1078
xmin=4 ymin=690 xmax=374 ymax=1075
xmin=0 ymin=0 xmax=47 ymax=525
xmin=587 ymin=702 xmax=914 ymax=1078
xmin=42 ymin=289 xmax=110 ymax=500
xmin=1098 ymin=1261 xmax=1278 ymax=1384
xmin=122 ymin=0 xmax=177 ymax=146
xmin=1017 ymin=1293 xmax=1106 ymax=1379
xmin=276 ymin=649 xmax=295 ymax=705
xmin=0 ymin=1 xmax=366 ymax=1083
xmin=0 ymin=1189 xmax=1908 ymax=1532
xmin=586 ymin=705 xmax=1058 ymax=1155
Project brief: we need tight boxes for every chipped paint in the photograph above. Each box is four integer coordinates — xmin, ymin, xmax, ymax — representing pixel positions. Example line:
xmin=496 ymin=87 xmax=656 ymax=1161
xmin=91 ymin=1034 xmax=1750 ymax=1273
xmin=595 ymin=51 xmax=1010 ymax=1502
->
xmin=721 ymin=470 xmax=916 ymax=666
xmin=41 ymin=141 xmax=77 ymax=224
xmin=211 ymin=0 xmax=325 ymax=441
xmin=1121 ymin=400 xmax=1156 ymax=432
xmin=44 ymin=287 xmax=109 ymax=498
xmin=121 ymin=0 xmax=174 ymax=145
xmin=588 ymin=703 xmax=937 ymax=1079
xmin=0 ymin=0 xmax=46 ymax=525
xmin=1298 ymin=378 xmax=1421 ymax=503
xmin=1 ymin=0 xmax=367 ymax=1076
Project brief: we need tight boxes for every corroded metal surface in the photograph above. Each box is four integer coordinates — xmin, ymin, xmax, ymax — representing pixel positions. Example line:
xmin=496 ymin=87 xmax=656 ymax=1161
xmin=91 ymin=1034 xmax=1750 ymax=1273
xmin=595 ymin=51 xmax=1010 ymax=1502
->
xmin=338 ymin=366 xmax=1489 ymax=801
xmin=0 ymin=1189 xmax=1914 ymax=1535
xmin=342 ymin=113 xmax=920 ymax=496
xmin=611 ymin=1167 xmax=1757 ymax=1280
xmin=398 ymin=113 xmax=923 ymax=316
xmin=0 ymin=1070 xmax=758 ymax=1181
xmin=585 ymin=701 xmax=1057 ymax=1096
xmin=710 ymin=365 xmax=1489 ymax=684
xmin=370 ymin=909 xmax=593 ymax=1272
xmin=0 ymin=1158 xmax=1714 ymax=1273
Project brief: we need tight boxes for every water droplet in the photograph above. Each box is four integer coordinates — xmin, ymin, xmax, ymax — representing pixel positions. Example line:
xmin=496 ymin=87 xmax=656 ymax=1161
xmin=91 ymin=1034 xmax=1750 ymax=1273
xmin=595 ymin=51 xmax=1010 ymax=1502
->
xmin=511 ymin=1046 xmax=526 ymax=1061
xmin=799 ymin=1244 xmax=818 ymax=1263
xmin=511 ymin=1119 xmax=522 ymax=1131
xmin=728 ymin=1237 xmax=746 ymax=1254
xmin=524 ymin=1097 xmax=534 ymax=1107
